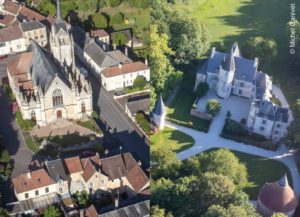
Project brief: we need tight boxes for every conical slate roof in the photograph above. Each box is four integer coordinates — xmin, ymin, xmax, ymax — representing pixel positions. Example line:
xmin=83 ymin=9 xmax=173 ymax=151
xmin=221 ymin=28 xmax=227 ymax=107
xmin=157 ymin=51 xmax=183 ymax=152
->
xmin=55 ymin=0 xmax=62 ymax=22
xmin=258 ymin=174 xmax=298 ymax=213
xmin=153 ymin=94 xmax=165 ymax=116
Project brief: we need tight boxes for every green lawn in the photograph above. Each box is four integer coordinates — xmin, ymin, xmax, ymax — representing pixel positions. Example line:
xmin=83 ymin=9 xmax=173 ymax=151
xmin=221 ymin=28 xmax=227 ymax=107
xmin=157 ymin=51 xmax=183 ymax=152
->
xmin=15 ymin=111 xmax=35 ymax=131
xmin=167 ymin=64 xmax=211 ymax=132
xmin=232 ymin=150 xmax=292 ymax=200
xmin=150 ymin=126 xmax=195 ymax=153
xmin=25 ymin=137 xmax=40 ymax=153
xmin=76 ymin=119 xmax=102 ymax=135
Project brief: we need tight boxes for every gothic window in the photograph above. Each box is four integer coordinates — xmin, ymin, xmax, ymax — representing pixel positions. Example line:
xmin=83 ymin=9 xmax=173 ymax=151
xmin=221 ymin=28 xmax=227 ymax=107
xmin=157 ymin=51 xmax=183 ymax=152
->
xmin=53 ymin=89 xmax=63 ymax=107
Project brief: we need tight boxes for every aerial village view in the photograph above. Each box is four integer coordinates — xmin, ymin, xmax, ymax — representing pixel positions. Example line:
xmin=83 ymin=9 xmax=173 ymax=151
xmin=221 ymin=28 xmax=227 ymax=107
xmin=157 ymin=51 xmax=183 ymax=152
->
xmin=0 ymin=0 xmax=299 ymax=217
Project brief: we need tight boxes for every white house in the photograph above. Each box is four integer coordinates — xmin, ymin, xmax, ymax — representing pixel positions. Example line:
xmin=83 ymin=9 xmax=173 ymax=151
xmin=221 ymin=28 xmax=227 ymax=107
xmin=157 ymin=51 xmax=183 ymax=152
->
xmin=0 ymin=24 xmax=26 ymax=55
xmin=100 ymin=61 xmax=150 ymax=91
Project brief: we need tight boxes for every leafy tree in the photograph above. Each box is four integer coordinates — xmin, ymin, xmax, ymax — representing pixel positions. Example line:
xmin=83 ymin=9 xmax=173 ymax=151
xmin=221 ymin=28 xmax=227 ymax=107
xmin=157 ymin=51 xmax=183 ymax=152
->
xmin=287 ymin=20 xmax=300 ymax=70
xmin=168 ymin=14 xmax=210 ymax=64
xmin=151 ymin=149 xmax=181 ymax=180
xmin=111 ymin=32 xmax=128 ymax=46
xmin=204 ymin=204 xmax=261 ymax=217
xmin=180 ymin=155 xmax=201 ymax=177
xmin=199 ymin=149 xmax=248 ymax=188
xmin=92 ymin=13 xmax=108 ymax=29
xmin=0 ymin=208 xmax=9 ymax=217
xmin=37 ymin=0 xmax=56 ymax=16
xmin=110 ymin=13 xmax=124 ymax=25
xmin=73 ymin=191 xmax=90 ymax=208
xmin=206 ymin=99 xmax=221 ymax=116
xmin=242 ymin=36 xmax=277 ymax=69
xmin=133 ymin=76 xmax=147 ymax=90
xmin=150 ymin=24 xmax=174 ymax=93
xmin=271 ymin=213 xmax=288 ymax=217
xmin=151 ymin=205 xmax=173 ymax=217
xmin=196 ymin=82 xmax=209 ymax=97
xmin=296 ymin=99 xmax=300 ymax=110
xmin=43 ymin=205 xmax=60 ymax=217
xmin=0 ymin=149 xmax=10 ymax=163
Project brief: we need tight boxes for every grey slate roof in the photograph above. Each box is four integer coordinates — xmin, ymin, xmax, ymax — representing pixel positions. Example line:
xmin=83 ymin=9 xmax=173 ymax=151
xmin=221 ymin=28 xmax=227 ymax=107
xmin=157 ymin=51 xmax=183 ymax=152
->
xmin=205 ymin=44 xmax=257 ymax=82
xmin=84 ymin=39 xmax=119 ymax=68
xmin=20 ymin=21 xmax=44 ymax=32
xmin=153 ymin=94 xmax=165 ymax=116
xmin=100 ymin=200 xmax=150 ymax=217
xmin=28 ymin=41 xmax=62 ymax=93
xmin=45 ymin=159 xmax=67 ymax=182
xmin=71 ymin=25 xmax=86 ymax=49
xmin=255 ymin=71 xmax=268 ymax=100
xmin=255 ymin=100 xmax=289 ymax=123
xmin=206 ymin=51 xmax=226 ymax=74
xmin=107 ymin=50 xmax=132 ymax=64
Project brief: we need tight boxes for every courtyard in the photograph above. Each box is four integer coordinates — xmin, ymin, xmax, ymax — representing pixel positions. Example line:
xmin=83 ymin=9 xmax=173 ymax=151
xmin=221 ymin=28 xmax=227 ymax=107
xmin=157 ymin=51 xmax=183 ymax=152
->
xmin=196 ymin=90 xmax=252 ymax=123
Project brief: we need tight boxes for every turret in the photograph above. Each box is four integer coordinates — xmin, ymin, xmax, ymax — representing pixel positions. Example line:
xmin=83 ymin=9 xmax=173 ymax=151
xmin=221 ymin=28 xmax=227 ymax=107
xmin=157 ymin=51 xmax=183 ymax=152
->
xmin=152 ymin=94 xmax=166 ymax=130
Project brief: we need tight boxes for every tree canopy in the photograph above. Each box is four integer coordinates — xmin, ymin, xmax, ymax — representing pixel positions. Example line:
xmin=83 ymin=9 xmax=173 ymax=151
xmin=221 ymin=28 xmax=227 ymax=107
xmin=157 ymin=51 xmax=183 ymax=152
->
xmin=43 ymin=205 xmax=61 ymax=217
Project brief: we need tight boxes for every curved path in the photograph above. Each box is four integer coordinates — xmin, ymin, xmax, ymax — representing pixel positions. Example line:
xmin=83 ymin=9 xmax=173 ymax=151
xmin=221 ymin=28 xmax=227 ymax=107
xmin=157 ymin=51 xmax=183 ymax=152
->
xmin=166 ymin=120 xmax=300 ymax=197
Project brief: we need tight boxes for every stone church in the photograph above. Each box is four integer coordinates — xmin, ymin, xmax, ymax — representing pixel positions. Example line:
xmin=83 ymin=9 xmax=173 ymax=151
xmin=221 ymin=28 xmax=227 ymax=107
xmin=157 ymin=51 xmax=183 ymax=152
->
xmin=7 ymin=0 xmax=92 ymax=126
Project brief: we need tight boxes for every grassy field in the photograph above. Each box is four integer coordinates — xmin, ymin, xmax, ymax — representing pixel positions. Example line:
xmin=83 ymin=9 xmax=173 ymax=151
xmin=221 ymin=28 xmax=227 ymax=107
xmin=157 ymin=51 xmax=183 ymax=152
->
xmin=167 ymin=63 xmax=211 ymax=132
xmin=172 ymin=0 xmax=300 ymax=143
xmin=151 ymin=126 xmax=195 ymax=153
xmin=232 ymin=150 xmax=292 ymax=200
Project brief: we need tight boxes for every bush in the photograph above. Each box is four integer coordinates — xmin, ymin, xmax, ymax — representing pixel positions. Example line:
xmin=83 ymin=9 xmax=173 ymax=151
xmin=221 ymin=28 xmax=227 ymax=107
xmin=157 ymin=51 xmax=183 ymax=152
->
xmin=92 ymin=13 xmax=108 ymax=29
xmin=206 ymin=99 xmax=221 ymax=116
xmin=3 ymin=84 xmax=15 ymax=103
xmin=223 ymin=119 xmax=247 ymax=135
xmin=127 ymin=0 xmax=149 ymax=8
xmin=111 ymin=32 xmax=128 ymax=46
xmin=196 ymin=82 xmax=209 ymax=97
xmin=133 ymin=76 xmax=147 ymax=90
xmin=15 ymin=111 xmax=35 ymax=131
xmin=110 ymin=13 xmax=124 ymax=25
xmin=135 ymin=112 xmax=151 ymax=135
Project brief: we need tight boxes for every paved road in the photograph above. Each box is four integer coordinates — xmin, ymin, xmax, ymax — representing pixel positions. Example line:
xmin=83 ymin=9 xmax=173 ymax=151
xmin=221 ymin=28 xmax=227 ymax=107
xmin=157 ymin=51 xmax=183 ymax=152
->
xmin=81 ymin=59 xmax=150 ymax=169
xmin=166 ymin=117 xmax=300 ymax=196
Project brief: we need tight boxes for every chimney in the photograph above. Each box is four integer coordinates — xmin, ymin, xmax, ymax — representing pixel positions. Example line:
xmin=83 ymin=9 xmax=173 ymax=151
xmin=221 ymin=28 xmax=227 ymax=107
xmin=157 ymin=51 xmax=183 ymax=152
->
xmin=102 ymin=43 xmax=106 ymax=51
xmin=118 ymin=63 xmax=122 ymax=69
xmin=145 ymin=59 xmax=148 ymax=66
xmin=254 ymin=58 xmax=258 ymax=68
xmin=27 ymin=171 xmax=31 ymax=179
xmin=210 ymin=47 xmax=216 ymax=58
xmin=114 ymin=192 xmax=119 ymax=208
xmin=113 ymin=44 xmax=116 ymax=50
xmin=124 ymin=46 xmax=128 ymax=56
xmin=137 ymin=160 xmax=142 ymax=166
xmin=104 ymin=149 xmax=109 ymax=155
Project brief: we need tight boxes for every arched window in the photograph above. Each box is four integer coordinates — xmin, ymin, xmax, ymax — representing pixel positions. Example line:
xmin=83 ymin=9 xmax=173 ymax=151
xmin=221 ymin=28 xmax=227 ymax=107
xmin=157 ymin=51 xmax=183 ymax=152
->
xmin=81 ymin=101 xmax=86 ymax=113
xmin=52 ymin=89 xmax=63 ymax=107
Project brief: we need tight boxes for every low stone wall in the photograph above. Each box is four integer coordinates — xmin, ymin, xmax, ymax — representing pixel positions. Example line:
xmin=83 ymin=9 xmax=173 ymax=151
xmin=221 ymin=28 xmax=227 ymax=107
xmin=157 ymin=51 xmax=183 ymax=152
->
xmin=190 ymin=109 xmax=213 ymax=121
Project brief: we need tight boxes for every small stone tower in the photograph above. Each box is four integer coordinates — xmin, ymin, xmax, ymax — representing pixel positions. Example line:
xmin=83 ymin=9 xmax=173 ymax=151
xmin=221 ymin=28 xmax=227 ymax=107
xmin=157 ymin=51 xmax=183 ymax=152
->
xmin=216 ymin=48 xmax=235 ymax=99
xmin=152 ymin=94 xmax=166 ymax=130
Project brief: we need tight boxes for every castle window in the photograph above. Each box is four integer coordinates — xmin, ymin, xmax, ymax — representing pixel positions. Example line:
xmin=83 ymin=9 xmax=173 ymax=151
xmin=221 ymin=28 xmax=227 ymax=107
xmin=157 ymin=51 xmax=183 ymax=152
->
xmin=25 ymin=193 xmax=29 ymax=199
xmin=260 ymin=126 xmax=265 ymax=131
xmin=262 ymin=120 xmax=267 ymax=125
xmin=238 ymin=89 xmax=243 ymax=95
xmin=277 ymin=124 xmax=281 ymax=129
xmin=275 ymin=131 xmax=279 ymax=135
xmin=53 ymin=89 xmax=63 ymax=107
xmin=240 ymin=82 xmax=244 ymax=87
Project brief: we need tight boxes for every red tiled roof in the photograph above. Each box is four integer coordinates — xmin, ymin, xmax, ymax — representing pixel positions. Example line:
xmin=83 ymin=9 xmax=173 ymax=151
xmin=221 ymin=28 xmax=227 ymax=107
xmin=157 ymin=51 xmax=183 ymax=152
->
xmin=0 ymin=24 xmax=23 ymax=41
xmin=7 ymin=52 xmax=33 ymax=76
xmin=101 ymin=61 xmax=149 ymax=78
xmin=0 ymin=14 xmax=16 ymax=26
xmin=4 ymin=0 xmax=20 ymax=15
xmin=126 ymin=164 xmax=149 ymax=192
xmin=259 ymin=182 xmax=298 ymax=212
xmin=12 ymin=169 xmax=55 ymax=194
xmin=90 ymin=29 xmax=109 ymax=38
xmin=81 ymin=159 xmax=96 ymax=182
xmin=64 ymin=156 xmax=83 ymax=174
xmin=84 ymin=205 xmax=98 ymax=217
xmin=19 ymin=6 xmax=46 ymax=22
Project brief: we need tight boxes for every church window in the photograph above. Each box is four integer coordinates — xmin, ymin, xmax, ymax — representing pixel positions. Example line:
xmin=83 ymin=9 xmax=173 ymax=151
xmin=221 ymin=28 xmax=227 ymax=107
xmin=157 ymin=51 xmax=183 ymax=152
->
xmin=52 ymin=89 xmax=63 ymax=107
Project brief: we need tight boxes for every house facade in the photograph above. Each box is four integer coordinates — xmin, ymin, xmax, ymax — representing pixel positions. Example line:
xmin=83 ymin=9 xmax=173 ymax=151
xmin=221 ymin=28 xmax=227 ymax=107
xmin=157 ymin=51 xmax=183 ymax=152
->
xmin=101 ymin=61 xmax=150 ymax=91
xmin=194 ymin=43 xmax=290 ymax=141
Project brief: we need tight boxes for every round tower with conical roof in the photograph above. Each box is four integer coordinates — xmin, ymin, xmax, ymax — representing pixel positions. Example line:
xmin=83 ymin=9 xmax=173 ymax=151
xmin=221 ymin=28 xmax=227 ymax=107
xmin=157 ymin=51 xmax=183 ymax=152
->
xmin=152 ymin=94 xmax=166 ymax=130
xmin=257 ymin=174 xmax=298 ymax=217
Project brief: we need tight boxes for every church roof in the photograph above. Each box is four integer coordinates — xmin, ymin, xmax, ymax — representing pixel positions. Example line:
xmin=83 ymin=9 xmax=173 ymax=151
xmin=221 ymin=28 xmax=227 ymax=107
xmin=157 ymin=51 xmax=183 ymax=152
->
xmin=258 ymin=174 xmax=298 ymax=213
xmin=20 ymin=21 xmax=44 ymax=32
xmin=153 ymin=95 xmax=165 ymax=116
xmin=28 ymin=41 xmax=61 ymax=92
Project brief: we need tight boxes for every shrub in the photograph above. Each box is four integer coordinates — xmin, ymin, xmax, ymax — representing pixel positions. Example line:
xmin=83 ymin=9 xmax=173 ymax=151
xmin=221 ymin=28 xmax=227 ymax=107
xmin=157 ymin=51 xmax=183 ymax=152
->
xmin=91 ymin=111 xmax=99 ymax=120
xmin=206 ymin=99 xmax=221 ymax=116
xmin=111 ymin=32 xmax=128 ymax=46
xmin=92 ymin=13 xmax=108 ymax=29
xmin=133 ymin=76 xmax=147 ymax=90
xmin=110 ymin=13 xmax=124 ymax=25
xmin=196 ymin=82 xmax=209 ymax=97
xmin=135 ymin=112 xmax=151 ymax=135
xmin=3 ymin=84 xmax=15 ymax=103
xmin=223 ymin=119 xmax=247 ymax=135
